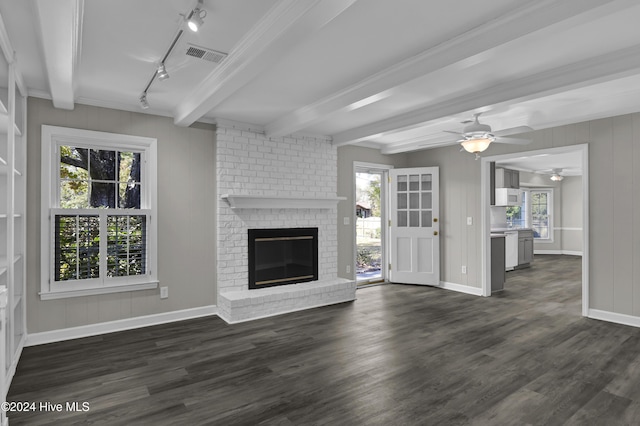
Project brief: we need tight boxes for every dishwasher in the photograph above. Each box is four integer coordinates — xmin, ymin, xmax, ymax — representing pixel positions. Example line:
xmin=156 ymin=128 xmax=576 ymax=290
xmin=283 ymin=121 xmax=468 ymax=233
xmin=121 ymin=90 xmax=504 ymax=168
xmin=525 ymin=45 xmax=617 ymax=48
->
xmin=504 ymin=231 xmax=518 ymax=271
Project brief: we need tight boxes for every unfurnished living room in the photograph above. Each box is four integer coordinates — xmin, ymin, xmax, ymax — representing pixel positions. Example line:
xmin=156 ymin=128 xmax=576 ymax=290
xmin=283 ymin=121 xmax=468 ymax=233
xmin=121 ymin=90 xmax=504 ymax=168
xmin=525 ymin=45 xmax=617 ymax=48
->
xmin=1 ymin=0 xmax=640 ymax=424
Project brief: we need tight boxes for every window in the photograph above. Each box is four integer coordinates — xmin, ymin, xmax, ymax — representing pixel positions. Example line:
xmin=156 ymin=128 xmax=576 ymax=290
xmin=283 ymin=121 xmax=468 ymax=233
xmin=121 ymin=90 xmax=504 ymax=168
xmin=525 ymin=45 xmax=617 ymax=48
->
xmin=41 ymin=126 xmax=157 ymax=299
xmin=530 ymin=189 xmax=553 ymax=241
xmin=506 ymin=189 xmax=528 ymax=228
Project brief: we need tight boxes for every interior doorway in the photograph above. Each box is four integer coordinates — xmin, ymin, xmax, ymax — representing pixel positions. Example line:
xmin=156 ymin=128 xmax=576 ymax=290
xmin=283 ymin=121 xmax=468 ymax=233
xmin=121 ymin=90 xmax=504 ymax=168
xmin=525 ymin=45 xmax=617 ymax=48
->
xmin=354 ymin=163 xmax=391 ymax=286
xmin=481 ymin=144 xmax=589 ymax=316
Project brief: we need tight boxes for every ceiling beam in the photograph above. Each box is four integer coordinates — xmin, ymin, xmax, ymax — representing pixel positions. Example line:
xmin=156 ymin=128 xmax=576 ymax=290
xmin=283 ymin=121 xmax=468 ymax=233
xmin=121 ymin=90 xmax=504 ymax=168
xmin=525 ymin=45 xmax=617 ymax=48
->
xmin=173 ymin=0 xmax=357 ymax=127
xmin=34 ymin=0 xmax=84 ymax=110
xmin=331 ymin=44 xmax=640 ymax=147
xmin=0 ymin=10 xmax=26 ymax=96
xmin=264 ymin=0 xmax=635 ymax=138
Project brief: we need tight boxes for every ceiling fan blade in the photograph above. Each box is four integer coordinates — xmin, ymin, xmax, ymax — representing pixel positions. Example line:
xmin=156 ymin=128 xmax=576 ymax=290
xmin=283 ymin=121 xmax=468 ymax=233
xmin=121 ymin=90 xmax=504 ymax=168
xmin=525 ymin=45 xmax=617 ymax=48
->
xmin=443 ymin=130 xmax=463 ymax=135
xmin=493 ymin=126 xmax=534 ymax=137
xmin=493 ymin=137 xmax=531 ymax=145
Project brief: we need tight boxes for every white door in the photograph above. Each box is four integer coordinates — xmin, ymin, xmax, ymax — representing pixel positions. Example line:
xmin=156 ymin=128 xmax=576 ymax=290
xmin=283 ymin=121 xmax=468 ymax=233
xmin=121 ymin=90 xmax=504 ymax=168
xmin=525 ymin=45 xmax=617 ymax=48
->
xmin=389 ymin=167 xmax=440 ymax=285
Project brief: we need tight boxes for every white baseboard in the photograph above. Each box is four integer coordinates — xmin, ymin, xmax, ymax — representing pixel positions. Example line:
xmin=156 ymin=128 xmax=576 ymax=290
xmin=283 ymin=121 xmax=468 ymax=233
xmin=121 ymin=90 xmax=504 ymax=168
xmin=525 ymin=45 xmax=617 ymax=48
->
xmin=26 ymin=305 xmax=218 ymax=347
xmin=588 ymin=309 xmax=640 ymax=328
xmin=440 ymin=281 xmax=483 ymax=296
xmin=534 ymin=250 xmax=583 ymax=256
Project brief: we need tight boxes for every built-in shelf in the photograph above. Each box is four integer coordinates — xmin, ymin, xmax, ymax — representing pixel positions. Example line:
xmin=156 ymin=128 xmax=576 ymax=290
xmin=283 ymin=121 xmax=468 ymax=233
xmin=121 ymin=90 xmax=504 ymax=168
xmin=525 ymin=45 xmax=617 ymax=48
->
xmin=221 ymin=194 xmax=346 ymax=210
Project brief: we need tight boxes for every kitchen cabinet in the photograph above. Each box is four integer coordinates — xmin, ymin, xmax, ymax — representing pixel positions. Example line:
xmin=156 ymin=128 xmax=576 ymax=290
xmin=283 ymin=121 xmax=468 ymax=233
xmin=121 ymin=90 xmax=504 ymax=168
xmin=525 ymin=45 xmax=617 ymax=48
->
xmin=518 ymin=230 xmax=534 ymax=266
xmin=495 ymin=168 xmax=520 ymax=189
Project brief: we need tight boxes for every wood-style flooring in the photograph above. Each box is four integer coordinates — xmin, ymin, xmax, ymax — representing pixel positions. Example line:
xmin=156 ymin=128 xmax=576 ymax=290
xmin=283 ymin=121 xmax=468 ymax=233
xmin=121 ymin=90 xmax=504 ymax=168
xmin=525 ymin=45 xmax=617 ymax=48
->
xmin=8 ymin=255 xmax=640 ymax=425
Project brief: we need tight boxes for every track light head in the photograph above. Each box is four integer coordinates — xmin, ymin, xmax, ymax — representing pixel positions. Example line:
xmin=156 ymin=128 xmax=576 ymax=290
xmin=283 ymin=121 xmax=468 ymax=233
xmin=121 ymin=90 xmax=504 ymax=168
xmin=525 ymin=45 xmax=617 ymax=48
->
xmin=139 ymin=93 xmax=149 ymax=110
xmin=156 ymin=63 xmax=169 ymax=80
xmin=187 ymin=1 xmax=206 ymax=32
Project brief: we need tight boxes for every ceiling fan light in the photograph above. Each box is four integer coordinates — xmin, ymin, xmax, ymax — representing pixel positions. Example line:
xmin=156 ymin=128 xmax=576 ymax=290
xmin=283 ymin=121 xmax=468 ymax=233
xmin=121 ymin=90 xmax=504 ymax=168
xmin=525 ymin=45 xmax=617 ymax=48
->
xmin=460 ymin=137 xmax=493 ymax=154
xmin=550 ymin=174 xmax=564 ymax=181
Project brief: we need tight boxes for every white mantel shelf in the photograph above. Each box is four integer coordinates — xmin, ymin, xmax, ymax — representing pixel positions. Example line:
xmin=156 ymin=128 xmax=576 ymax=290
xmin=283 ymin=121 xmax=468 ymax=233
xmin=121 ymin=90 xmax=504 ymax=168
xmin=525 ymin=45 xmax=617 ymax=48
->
xmin=221 ymin=194 xmax=346 ymax=210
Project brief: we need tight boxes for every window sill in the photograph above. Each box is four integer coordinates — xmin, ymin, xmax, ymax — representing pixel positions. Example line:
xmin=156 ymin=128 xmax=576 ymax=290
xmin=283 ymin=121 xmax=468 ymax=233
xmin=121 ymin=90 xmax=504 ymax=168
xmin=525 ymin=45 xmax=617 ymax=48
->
xmin=40 ymin=280 xmax=159 ymax=300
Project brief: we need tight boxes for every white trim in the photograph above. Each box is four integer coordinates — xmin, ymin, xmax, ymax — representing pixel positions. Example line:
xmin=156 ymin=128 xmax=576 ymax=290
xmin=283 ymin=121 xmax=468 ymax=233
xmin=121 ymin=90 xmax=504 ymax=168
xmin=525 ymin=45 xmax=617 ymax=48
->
xmin=26 ymin=305 xmax=218 ymax=346
xmin=440 ymin=281 xmax=483 ymax=296
xmin=40 ymin=125 xmax=158 ymax=299
xmin=220 ymin=194 xmax=345 ymax=210
xmin=354 ymin=161 xmax=393 ymax=284
xmin=39 ymin=281 xmax=159 ymax=300
xmin=588 ymin=309 xmax=640 ymax=329
xmin=481 ymin=144 xmax=589 ymax=313
xmin=554 ymin=227 xmax=583 ymax=231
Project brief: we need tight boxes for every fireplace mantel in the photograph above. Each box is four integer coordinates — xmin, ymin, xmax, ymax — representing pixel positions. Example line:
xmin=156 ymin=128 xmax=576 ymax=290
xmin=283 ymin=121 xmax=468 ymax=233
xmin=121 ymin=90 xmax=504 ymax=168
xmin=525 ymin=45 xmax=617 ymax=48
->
xmin=221 ymin=194 xmax=346 ymax=210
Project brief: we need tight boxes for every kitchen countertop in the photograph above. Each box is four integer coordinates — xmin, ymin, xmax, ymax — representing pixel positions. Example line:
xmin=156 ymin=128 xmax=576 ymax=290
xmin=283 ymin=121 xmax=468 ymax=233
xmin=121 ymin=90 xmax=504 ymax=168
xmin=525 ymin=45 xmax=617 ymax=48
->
xmin=491 ymin=227 xmax=533 ymax=232
xmin=490 ymin=233 xmax=506 ymax=238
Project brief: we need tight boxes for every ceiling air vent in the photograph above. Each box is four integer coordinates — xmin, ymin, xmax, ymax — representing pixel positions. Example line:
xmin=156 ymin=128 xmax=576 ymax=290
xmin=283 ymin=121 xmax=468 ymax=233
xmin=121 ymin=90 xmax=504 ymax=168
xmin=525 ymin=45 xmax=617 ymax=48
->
xmin=185 ymin=44 xmax=228 ymax=64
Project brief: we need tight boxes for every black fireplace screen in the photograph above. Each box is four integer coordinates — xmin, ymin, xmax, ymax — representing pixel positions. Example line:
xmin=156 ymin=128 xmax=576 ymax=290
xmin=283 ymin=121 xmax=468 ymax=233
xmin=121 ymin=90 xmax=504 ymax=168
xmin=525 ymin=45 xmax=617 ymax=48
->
xmin=248 ymin=228 xmax=318 ymax=289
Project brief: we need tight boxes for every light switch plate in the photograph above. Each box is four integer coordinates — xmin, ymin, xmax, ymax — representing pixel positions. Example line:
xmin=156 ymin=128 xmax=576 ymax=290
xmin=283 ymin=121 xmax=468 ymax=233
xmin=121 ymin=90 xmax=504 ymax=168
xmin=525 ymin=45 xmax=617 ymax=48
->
xmin=467 ymin=217 xmax=473 ymax=226
xmin=160 ymin=286 xmax=168 ymax=299
xmin=343 ymin=217 xmax=350 ymax=225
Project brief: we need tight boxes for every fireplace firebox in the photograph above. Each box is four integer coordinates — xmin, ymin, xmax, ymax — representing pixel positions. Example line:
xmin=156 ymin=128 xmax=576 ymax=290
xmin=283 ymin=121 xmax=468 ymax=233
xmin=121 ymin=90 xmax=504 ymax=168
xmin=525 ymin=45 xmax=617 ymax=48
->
xmin=248 ymin=228 xmax=318 ymax=289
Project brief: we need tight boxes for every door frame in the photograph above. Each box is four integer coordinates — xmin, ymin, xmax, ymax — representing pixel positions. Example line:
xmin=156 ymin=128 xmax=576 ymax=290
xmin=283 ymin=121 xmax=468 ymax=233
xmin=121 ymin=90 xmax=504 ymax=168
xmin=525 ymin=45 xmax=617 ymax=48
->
xmin=353 ymin=161 xmax=393 ymax=285
xmin=480 ymin=144 xmax=589 ymax=316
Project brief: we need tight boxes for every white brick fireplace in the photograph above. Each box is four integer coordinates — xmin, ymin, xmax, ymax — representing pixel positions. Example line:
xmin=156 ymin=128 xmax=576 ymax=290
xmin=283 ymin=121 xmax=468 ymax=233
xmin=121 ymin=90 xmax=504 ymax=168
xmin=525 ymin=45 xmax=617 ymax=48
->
xmin=215 ymin=121 xmax=355 ymax=323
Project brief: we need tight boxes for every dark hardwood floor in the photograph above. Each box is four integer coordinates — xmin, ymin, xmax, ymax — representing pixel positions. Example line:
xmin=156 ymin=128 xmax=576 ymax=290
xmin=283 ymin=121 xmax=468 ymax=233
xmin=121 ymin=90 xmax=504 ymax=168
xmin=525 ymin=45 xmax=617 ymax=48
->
xmin=8 ymin=255 xmax=640 ymax=425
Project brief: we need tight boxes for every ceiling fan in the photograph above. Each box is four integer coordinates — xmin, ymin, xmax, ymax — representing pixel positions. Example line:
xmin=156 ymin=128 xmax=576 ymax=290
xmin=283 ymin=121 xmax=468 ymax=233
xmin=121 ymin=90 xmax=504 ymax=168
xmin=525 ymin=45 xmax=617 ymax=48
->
xmin=444 ymin=113 xmax=532 ymax=159
xmin=536 ymin=168 xmax=577 ymax=181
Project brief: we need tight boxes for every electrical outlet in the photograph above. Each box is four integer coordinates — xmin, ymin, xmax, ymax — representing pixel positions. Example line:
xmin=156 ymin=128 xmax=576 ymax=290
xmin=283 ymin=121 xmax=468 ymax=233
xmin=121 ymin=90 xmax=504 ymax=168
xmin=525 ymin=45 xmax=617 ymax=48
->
xmin=160 ymin=286 xmax=168 ymax=299
xmin=346 ymin=265 xmax=351 ymax=274
xmin=461 ymin=265 xmax=467 ymax=274
xmin=467 ymin=217 xmax=473 ymax=226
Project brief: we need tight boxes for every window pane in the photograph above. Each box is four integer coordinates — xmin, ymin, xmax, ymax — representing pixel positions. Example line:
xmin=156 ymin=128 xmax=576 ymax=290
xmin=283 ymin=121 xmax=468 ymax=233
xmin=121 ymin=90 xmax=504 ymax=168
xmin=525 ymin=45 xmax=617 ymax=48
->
xmin=119 ymin=183 xmax=141 ymax=209
xmin=409 ymin=193 xmax=419 ymax=209
xmin=397 ymin=175 xmax=407 ymax=192
xmin=60 ymin=146 xmax=88 ymax=178
xmin=118 ymin=152 xmax=141 ymax=183
xmin=422 ymin=192 xmax=432 ymax=209
xmin=107 ymin=215 xmax=147 ymax=277
xmin=397 ymin=193 xmax=407 ymax=210
xmin=91 ymin=149 xmax=116 ymax=180
xmin=409 ymin=175 xmax=419 ymax=191
xmin=60 ymin=180 xmax=89 ymax=209
xmin=421 ymin=210 xmax=432 ymax=227
xmin=421 ymin=174 xmax=432 ymax=191
xmin=54 ymin=215 xmax=99 ymax=281
xmin=90 ymin=182 xmax=117 ymax=208
xmin=397 ymin=211 xmax=407 ymax=227
xmin=409 ymin=211 xmax=419 ymax=227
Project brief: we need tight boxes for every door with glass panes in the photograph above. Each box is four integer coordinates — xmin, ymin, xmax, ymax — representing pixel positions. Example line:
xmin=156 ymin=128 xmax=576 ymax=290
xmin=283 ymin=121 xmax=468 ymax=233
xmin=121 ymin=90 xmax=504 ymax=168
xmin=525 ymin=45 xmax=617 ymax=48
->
xmin=389 ymin=167 xmax=439 ymax=285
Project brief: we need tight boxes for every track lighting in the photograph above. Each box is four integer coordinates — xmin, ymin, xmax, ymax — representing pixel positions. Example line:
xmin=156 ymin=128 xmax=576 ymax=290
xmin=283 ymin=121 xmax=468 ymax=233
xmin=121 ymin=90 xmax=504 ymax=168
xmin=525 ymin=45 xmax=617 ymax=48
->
xmin=156 ymin=63 xmax=169 ymax=80
xmin=138 ymin=1 xmax=207 ymax=108
xmin=139 ymin=93 xmax=149 ymax=109
xmin=187 ymin=1 xmax=207 ymax=32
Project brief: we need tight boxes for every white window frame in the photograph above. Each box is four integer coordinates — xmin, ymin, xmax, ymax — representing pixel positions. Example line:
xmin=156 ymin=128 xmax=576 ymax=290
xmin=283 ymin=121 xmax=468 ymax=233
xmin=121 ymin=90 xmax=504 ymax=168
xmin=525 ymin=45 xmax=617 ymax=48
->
xmin=40 ymin=125 xmax=158 ymax=300
xmin=530 ymin=188 xmax=554 ymax=243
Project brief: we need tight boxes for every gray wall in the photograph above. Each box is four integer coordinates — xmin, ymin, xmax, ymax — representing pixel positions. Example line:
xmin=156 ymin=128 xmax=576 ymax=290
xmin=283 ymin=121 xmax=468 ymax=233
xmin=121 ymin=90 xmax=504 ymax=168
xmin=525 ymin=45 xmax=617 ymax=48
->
xmin=405 ymin=145 xmax=484 ymax=287
xmin=560 ymin=176 xmax=583 ymax=253
xmin=405 ymin=114 xmax=640 ymax=316
xmin=336 ymin=145 xmax=407 ymax=280
xmin=27 ymin=98 xmax=217 ymax=333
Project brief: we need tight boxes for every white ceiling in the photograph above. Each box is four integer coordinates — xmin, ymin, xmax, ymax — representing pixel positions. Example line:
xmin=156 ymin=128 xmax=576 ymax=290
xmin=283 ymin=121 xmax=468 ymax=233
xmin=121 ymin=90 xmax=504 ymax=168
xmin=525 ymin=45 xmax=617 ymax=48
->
xmin=2 ymin=0 xmax=640 ymax=161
